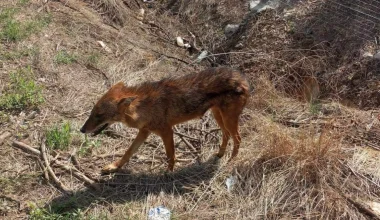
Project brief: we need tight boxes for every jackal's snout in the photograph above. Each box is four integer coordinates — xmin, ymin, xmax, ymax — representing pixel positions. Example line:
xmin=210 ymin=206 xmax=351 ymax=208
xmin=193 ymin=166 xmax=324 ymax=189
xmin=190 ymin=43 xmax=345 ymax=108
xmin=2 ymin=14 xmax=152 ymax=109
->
xmin=80 ymin=126 xmax=86 ymax=133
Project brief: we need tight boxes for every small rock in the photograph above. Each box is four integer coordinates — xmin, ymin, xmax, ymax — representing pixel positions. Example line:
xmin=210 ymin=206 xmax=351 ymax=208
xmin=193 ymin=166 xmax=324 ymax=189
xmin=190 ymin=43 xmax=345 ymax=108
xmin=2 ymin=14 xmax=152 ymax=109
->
xmin=250 ymin=0 xmax=278 ymax=12
xmin=176 ymin=37 xmax=185 ymax=47
xmin=139 ymin=8 xmax=145 ymax=16
xmin=183 ymin=43 xmax=191 ymax=49
xmin=235 ymin=42 xmax=244 ymax=49
xmin=373 ymin=52 xmax=380 ymax=59
xmin=0 ymin=131 xmax=12 ymax=145
xmin=257 ymin=5 xmax=275 ymax=12
xmin=283 ymin=8 xmax=296 ymax=17
xmin=367 ymin=201 xmax=380 ymax=215
xmin=362 ymin=52 xmax=373 ymax=58
xmin=137 ymin=8 xmax=144 ymax=21
xmin=224 ymin=24 xmax=240 ymax=37
xmin=249 ymin=0 xmax=261 ymax=10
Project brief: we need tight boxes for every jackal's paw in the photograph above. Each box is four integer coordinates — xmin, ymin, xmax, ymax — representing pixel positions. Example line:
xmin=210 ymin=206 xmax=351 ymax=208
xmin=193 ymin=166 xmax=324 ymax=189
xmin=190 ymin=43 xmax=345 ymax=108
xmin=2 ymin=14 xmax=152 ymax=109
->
xmin=101 ymin=163 xmax=119 ymax=174
xmin=214 ymin=152 xmax=224 ymax=158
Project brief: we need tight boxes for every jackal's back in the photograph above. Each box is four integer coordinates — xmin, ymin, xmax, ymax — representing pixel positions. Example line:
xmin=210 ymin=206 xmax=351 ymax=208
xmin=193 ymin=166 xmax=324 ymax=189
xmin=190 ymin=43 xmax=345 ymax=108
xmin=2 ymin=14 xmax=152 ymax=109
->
xmin=131 ymin=67 xmax=250 ymax=126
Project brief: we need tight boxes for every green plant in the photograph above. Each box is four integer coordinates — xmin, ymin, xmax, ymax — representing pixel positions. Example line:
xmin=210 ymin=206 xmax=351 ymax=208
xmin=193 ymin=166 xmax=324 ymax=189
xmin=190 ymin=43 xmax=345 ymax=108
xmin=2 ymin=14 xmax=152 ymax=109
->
xmin=0 ymin=67 xmax=44 ymax=110
xmin=46 ymin=122 xmax=72 ymax=150
xmin=29 ymin=203 xmax=84 ymax=220
xmin=78 ymin=136 xmax=101 ymax=156
xmin=55 ymin=50 xmax=77 ymax=64
xmin=0 ymin=8 xmax=17 ymax=21
xmin=2 ymin=19 xmax=23 ymax=41
xmin=309 ymin=101 xmax=322 ymax=115
xmin=34 ymin=13 xmax=52 ymax=28
xmin=86 ymin=52 xmax=101 ymax=66
xmin=0 ymin=111 xmax=9 ymax=124
xmin=0 ymin=46 xmax=38 ymax=61
xmin=0 ymin=7 xmax=51 ymax=42
xmin=18 ymin=0 xmax=30 ymax=6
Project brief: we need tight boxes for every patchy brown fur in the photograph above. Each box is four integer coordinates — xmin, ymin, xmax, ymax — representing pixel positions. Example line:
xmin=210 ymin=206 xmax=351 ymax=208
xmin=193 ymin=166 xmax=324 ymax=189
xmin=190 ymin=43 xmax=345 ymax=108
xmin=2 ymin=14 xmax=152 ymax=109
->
xmin=300 ymin=76 xmax=320 ymax=103
xmin=81 ymin=67 xmax=250 ymax=172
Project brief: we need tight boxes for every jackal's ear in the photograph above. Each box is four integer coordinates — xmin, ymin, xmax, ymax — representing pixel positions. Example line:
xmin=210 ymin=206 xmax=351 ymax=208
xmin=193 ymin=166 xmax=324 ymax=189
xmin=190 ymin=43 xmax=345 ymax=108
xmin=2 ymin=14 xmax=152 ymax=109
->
xmin=112 ymin=82 xmax=125 ymax=90
xmin=118 ymin=97 xmax=136 ymax=107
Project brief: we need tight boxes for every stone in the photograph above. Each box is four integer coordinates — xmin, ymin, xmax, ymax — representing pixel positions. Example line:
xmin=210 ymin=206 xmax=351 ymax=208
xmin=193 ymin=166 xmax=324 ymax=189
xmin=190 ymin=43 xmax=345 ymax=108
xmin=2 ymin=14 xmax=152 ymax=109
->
xmin=224 ymin=24 xmax=240 ymax=36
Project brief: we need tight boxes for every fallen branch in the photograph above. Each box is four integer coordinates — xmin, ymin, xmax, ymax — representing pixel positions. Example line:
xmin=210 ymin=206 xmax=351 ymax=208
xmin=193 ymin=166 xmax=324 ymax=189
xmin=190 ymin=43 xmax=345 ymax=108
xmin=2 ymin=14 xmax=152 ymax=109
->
xmin=174 ymin=132 xmax=199 ymax=141
xmin=12 ymin=140 xmax=41 ymax=155
xmin=176 ymin=158 xmax=195 ymax=162
xmin=340 ymin=160 xmax=380 ymax=189
xmin=11 ymin=140 xmax=100 ymax=191
xmin=70 ymin=148 xmax=81 ymax=171
xmin=40 ymin=141 xmax=71 ymax=194
xmin=36 ymin=158 xmax=50 ymax=181
xmin=53 ymin=162 xmax=100 ymax=190
xmin=174 ymin=128 xmax=197 ymax=152
xmin=340 ymin=192 xmax=380 ymax=220
xmin=0 ymin=131 xmax=12 ymax=145
xmin=96 ymin=153 xmax=125 ymax=159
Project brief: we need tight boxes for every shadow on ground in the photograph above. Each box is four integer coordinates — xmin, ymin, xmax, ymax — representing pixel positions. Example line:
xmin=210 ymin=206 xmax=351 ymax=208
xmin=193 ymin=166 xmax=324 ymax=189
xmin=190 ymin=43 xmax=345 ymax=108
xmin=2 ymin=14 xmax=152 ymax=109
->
xmin=46 ymin=156 xmax=221 ymax=214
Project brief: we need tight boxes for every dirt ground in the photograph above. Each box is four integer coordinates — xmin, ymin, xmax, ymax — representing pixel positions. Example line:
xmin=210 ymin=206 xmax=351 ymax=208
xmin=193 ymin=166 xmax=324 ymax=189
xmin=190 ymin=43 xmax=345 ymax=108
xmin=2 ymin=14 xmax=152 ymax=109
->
xmin=1 ymin=0 xmax=379 ymax=219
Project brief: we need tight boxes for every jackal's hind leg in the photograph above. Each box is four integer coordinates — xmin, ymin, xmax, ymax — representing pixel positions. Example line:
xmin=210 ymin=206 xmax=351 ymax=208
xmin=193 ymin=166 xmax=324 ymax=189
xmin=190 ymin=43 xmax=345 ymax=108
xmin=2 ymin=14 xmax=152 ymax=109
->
xmin=211 ymin=107 xmax=230 ymax=158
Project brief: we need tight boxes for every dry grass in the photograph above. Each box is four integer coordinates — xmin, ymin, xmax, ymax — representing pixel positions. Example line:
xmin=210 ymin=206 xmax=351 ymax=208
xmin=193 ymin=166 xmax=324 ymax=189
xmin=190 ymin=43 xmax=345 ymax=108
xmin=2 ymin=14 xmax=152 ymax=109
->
xmin=0 ymin=0 xmax=379 ymax=219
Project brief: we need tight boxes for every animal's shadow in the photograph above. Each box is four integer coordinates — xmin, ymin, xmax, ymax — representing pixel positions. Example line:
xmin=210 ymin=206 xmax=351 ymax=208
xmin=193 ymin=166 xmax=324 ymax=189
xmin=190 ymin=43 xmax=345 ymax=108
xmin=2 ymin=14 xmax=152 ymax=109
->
xmin=46 ymin=156 xmax=221 ymax=214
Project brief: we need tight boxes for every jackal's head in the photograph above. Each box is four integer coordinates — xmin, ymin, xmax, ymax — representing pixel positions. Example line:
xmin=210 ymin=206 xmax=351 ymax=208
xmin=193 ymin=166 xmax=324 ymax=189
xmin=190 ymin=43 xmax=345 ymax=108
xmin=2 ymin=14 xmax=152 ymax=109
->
xmin=80 ymin=82 xmax=135 ymax=136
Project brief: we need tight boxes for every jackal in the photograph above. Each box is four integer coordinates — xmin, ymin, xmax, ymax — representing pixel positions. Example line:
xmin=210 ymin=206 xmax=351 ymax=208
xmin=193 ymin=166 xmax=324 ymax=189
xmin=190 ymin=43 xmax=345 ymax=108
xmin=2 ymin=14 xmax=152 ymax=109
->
xmin=80 ymin=67 xmax=250 ymax=173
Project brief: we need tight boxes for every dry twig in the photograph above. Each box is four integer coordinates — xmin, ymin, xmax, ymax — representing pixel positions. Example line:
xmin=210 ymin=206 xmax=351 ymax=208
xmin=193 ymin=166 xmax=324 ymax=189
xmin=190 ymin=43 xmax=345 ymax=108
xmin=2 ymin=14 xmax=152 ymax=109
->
xmin=339 ymin=191 xmax=380 ymax=220
xmin=70 ymin=148 xmax=81 ymax=171
xmin=11 ymin=140 xmax=100 ymax=191
xmin=174 ymin=128 xmax=198 ymax=152
xmin=40 ymin=141 xmax=71 ymax=194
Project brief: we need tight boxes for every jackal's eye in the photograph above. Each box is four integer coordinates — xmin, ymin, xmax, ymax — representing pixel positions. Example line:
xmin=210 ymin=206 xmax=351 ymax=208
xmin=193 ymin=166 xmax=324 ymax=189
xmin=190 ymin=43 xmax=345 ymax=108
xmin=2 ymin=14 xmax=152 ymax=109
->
xmin=95 ymin=113 xmax=104 ymax=119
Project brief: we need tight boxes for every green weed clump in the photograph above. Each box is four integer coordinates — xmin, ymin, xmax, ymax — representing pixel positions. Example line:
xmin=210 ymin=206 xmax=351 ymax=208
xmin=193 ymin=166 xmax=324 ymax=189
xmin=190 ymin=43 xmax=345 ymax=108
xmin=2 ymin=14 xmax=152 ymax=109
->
xmin=0 ymin=67 xmax=44 ymax=111
xmin=46 ymin=122 xmax=72 ymax=150
xmin=28 ymin=202 xmax=84 ymax=220
xmin=55 ymin=50 xmax=77 ymax=64
xmin=0 ymin=7 xmax=51 ymax=42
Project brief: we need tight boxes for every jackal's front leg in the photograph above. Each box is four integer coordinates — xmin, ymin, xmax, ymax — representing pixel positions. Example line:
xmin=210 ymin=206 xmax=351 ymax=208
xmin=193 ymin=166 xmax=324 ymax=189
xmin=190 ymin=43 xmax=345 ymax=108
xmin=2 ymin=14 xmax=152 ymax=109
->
xmin=102 ymin=129 xmax=150 ymax=173
xmin=155 ymin=127 xmax=175 ymax=171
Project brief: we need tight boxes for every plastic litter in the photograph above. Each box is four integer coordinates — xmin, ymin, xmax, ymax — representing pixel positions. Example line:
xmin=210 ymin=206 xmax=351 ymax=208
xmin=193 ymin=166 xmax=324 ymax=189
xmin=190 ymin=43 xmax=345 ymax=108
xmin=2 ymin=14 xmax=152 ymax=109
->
xmin=176 ymin=36 xmax=185 ymax=47
xmin=97 ymin=41 xmax=112 ymax=53
xmin=225 ymin=175 xmax=236 ymax=192
xmin=195 ymin=50 xmax=208 ymax=63
xmin=148 ymin=206 xmax=171 ymax=220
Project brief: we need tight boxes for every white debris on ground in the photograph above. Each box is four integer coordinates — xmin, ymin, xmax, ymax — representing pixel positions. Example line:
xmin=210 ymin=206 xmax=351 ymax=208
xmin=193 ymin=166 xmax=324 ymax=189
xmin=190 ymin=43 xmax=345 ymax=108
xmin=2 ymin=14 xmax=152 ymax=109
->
xmin=224 ymin=24 xmax=240 ymax=37
xmin=226 ymin=175 xmax=237 ymax=192
xmin=367 ymin=201 xmax=380 ymax=215
xmin=195 ymin=50 xmax=208 ymax=63
xmin=249 ymin=0 xmax=280 ymax=12
xmin=148 ymin=206 xmax=171 ymax=220
xmin=176 ymin=36 xmax=191 ymax=48
xmin=137 ymin=8 xmax=145 ymax=21
xmin=97 ymin=41 xmax=112 ymax=53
